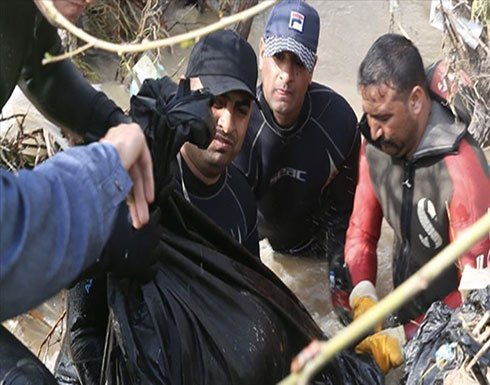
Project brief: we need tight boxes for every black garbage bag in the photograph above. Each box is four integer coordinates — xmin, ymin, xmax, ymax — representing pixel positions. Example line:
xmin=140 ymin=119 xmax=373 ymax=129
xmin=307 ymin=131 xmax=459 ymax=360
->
xmin=99 ymin=192 xmax=383 ymax=385
xmin=404 ymin=287 xmax=490 ymax=385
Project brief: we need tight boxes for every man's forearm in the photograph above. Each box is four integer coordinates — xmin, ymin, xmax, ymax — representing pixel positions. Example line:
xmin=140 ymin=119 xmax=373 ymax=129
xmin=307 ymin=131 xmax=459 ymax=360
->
xmin=18 ymin=17 xmax=128 ymax=142
xmin=344 ymin=146 xmax=382 ymax=286
xmin=0 ymin=143 xmax=131 ymax=321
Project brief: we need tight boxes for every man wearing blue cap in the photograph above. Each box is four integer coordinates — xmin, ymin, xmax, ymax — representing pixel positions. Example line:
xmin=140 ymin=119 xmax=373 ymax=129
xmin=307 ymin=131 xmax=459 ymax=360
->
xmin=235 ymin=0 xmax=360 ymax=320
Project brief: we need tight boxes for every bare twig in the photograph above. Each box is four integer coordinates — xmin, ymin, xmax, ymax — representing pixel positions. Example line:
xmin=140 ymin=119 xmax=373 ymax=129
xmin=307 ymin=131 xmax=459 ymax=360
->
xmin=43 ymin=43 xmax=94 ymax=64
xmin=467 ymin=338 xmax=490 ymax=371
xmin=0 ymin=114 xmax=27 ymax=123
xmin=444 ymin=6 xmax=490 ymax=55
xmin=36 ymin=309 xmax=66 ymax=358
xmin=27 ymin=310 xmax=51 ymax=329
xmin=169 ymin=55 xmax=189 ymax=78
xmin=34 ymin=0 xmax=277 ymax=64
xmin=472 ymin=311 xmax=490 ymax=337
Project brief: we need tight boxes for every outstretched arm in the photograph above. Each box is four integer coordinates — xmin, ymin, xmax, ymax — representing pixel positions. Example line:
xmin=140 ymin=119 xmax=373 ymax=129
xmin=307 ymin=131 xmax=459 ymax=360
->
xmin=18 ymin=15 xmax=129 ymax=142
xmin=0 ymin=123 xmax=153 ymax=321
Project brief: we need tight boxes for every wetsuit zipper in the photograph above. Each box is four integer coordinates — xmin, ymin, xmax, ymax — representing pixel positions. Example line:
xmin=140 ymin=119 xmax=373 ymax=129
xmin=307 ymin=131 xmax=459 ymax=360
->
xmin=396 ymin=161 xmax=415 ymax=287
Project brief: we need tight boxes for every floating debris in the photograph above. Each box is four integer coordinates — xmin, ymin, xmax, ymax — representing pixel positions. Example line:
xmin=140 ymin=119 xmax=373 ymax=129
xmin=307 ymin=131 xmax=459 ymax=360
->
xmin=405 ymin=287 xmax=490 ymax=385
xmin=0 ymin=114 xmax=63 ymax=171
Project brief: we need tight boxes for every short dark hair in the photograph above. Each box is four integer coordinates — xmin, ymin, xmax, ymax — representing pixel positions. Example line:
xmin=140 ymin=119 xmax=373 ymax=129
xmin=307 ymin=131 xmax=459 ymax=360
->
xmin=358 ymin=34 xmax=428 ymax=97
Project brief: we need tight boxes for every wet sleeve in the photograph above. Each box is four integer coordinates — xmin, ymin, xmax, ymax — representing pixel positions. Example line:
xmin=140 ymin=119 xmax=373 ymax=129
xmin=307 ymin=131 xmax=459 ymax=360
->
xmin=18 ymin=17 xmax=129 ymax=142
xmin=322 ymin=129 xmax=360 ymax=271
xmin=344 ymin=143 xmax=383 ymax=287
xmin=0 ymin=143 xmax=132 ymax=321
xmin=445 ymin=138 xmax=490 ymax=269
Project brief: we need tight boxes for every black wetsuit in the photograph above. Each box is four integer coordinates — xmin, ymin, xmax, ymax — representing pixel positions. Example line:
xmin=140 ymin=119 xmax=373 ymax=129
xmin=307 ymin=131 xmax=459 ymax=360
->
xmin=0 ymin=3 xmax=128 ymax=385
xmin=173 ymin=154 xmax=259 ymax=256
xmin=235 ymin=83 xmax=359 ymax=278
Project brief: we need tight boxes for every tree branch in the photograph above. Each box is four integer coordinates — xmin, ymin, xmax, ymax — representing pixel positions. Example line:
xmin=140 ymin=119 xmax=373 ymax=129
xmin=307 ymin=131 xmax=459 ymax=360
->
xmin=34 ymin=0 xmax=276 ymax=65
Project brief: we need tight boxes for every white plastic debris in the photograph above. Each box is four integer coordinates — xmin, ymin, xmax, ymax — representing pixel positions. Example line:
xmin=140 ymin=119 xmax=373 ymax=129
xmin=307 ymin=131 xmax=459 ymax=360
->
xmin=129 ymin=54 xmax=166 ymax=96
xmin=458 ymin=258 xmax=490 ymax=301
xmin=429 ymin=0 xmax=483 ymax=49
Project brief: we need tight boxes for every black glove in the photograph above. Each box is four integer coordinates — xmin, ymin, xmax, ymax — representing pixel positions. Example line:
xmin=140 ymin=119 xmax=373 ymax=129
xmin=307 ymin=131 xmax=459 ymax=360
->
xmin=130 ymin=76 xmax=215 ymax=197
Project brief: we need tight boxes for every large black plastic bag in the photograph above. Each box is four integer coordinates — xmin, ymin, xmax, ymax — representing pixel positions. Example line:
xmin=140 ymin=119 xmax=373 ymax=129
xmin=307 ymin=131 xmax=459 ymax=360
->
xmin=404 ymin=287 xmax=490 ymax=385
xmin=101 ymin=193 xmax=382 ymax=385
xmin=99 ymin=76 xmax=383 ymax=385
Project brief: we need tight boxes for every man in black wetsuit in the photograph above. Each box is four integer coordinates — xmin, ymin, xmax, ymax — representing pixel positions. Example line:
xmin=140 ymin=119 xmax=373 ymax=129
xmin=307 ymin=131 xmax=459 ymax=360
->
xmin=235 ymin=0 xmax=360 ymax=318
xmin=57 ymin=29 xmax=260 ymax=385
xmin=173 ymin=29 xmax=259 ymax=256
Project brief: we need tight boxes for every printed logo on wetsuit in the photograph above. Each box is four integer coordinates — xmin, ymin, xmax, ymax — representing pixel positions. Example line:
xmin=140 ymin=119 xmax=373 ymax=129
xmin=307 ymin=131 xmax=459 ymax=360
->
xmin=270 ymin=167 xmax=307 ymax=185
xmin=417 ymin=198 xmax=443 ymax=249
xmin=289 ymin=12 xmax=305 ymax=32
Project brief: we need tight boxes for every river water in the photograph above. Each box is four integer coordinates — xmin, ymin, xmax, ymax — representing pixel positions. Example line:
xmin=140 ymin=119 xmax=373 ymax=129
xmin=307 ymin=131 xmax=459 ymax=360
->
xmin=4 ymin=0 xmax=446 ymax=381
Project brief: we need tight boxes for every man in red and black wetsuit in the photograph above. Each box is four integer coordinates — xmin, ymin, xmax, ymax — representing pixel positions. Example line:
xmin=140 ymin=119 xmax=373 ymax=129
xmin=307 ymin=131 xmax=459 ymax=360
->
xmin=345 ymin=33 xmax=489 ymax=373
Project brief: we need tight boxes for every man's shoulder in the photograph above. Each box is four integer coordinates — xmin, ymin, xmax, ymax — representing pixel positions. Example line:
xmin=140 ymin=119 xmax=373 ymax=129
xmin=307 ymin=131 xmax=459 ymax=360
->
xmin=227 ymin=164 xmax=255 ymax=192
xmin=226 ymin=163 xmax=257 ymax=214
xmin=308 ymin=82 xmax=350 ymax=103
xmin=307 ymin=82 xmax=356 ymax=122
xmin=248 ymin=99 xmax=267 ymax=130
xmin=449 ymin=133 xmax=490 ymax=177
xmin=306 ymin=83 xmax=358 ymax=149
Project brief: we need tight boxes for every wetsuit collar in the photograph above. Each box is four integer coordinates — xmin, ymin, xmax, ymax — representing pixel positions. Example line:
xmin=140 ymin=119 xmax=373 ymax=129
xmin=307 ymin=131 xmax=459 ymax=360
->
xmin=359 ymin=99 xmax=467 ymax=161
xmin=411 ymin=100 xmax=466 ymax=161
xmin=179 ymin=154 xmax=227 ymax=198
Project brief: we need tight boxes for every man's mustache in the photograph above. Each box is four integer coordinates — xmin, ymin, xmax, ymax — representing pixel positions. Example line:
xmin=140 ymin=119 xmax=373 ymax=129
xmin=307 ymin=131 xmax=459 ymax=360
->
xmin=378 ymin=137 xmax=399 ymax=150
xmin=214 ymin=131 xmax=235 ymax=145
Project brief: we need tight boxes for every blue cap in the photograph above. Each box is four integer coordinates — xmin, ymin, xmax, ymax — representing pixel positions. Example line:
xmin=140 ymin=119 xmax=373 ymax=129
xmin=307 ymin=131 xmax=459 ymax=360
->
xmin=264 ymin=0 xmax=320 ymax=72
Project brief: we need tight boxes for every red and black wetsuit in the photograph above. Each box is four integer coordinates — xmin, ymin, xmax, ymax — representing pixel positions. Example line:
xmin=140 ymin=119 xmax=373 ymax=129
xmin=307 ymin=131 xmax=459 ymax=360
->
xmin=345 ymin=100 xmax=489 ymax=336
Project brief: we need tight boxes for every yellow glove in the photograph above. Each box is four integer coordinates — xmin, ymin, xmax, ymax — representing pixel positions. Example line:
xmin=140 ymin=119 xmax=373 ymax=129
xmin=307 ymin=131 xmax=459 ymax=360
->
xmin=355 ymin=325 xmax=406 ymax=374
xmin=349 ymin=280 xmax=382 ymax=332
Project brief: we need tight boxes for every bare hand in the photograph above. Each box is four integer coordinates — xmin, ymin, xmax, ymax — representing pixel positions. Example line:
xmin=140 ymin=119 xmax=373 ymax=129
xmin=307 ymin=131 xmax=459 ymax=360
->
xmin=101 ymin=123 xmax=154 ymax=228
xmin=290 ymin=339 xmax=323 ymax=372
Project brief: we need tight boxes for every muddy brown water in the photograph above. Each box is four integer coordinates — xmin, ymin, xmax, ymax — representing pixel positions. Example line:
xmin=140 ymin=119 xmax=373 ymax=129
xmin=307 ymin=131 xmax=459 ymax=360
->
xmin=3 ymin=1 xmax=445 ymax=381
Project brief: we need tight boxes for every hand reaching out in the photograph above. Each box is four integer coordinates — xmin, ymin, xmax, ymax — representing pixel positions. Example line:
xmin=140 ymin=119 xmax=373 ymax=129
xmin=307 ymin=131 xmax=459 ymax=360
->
xmin=101 ymin=123 xmax=154 ymax=228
